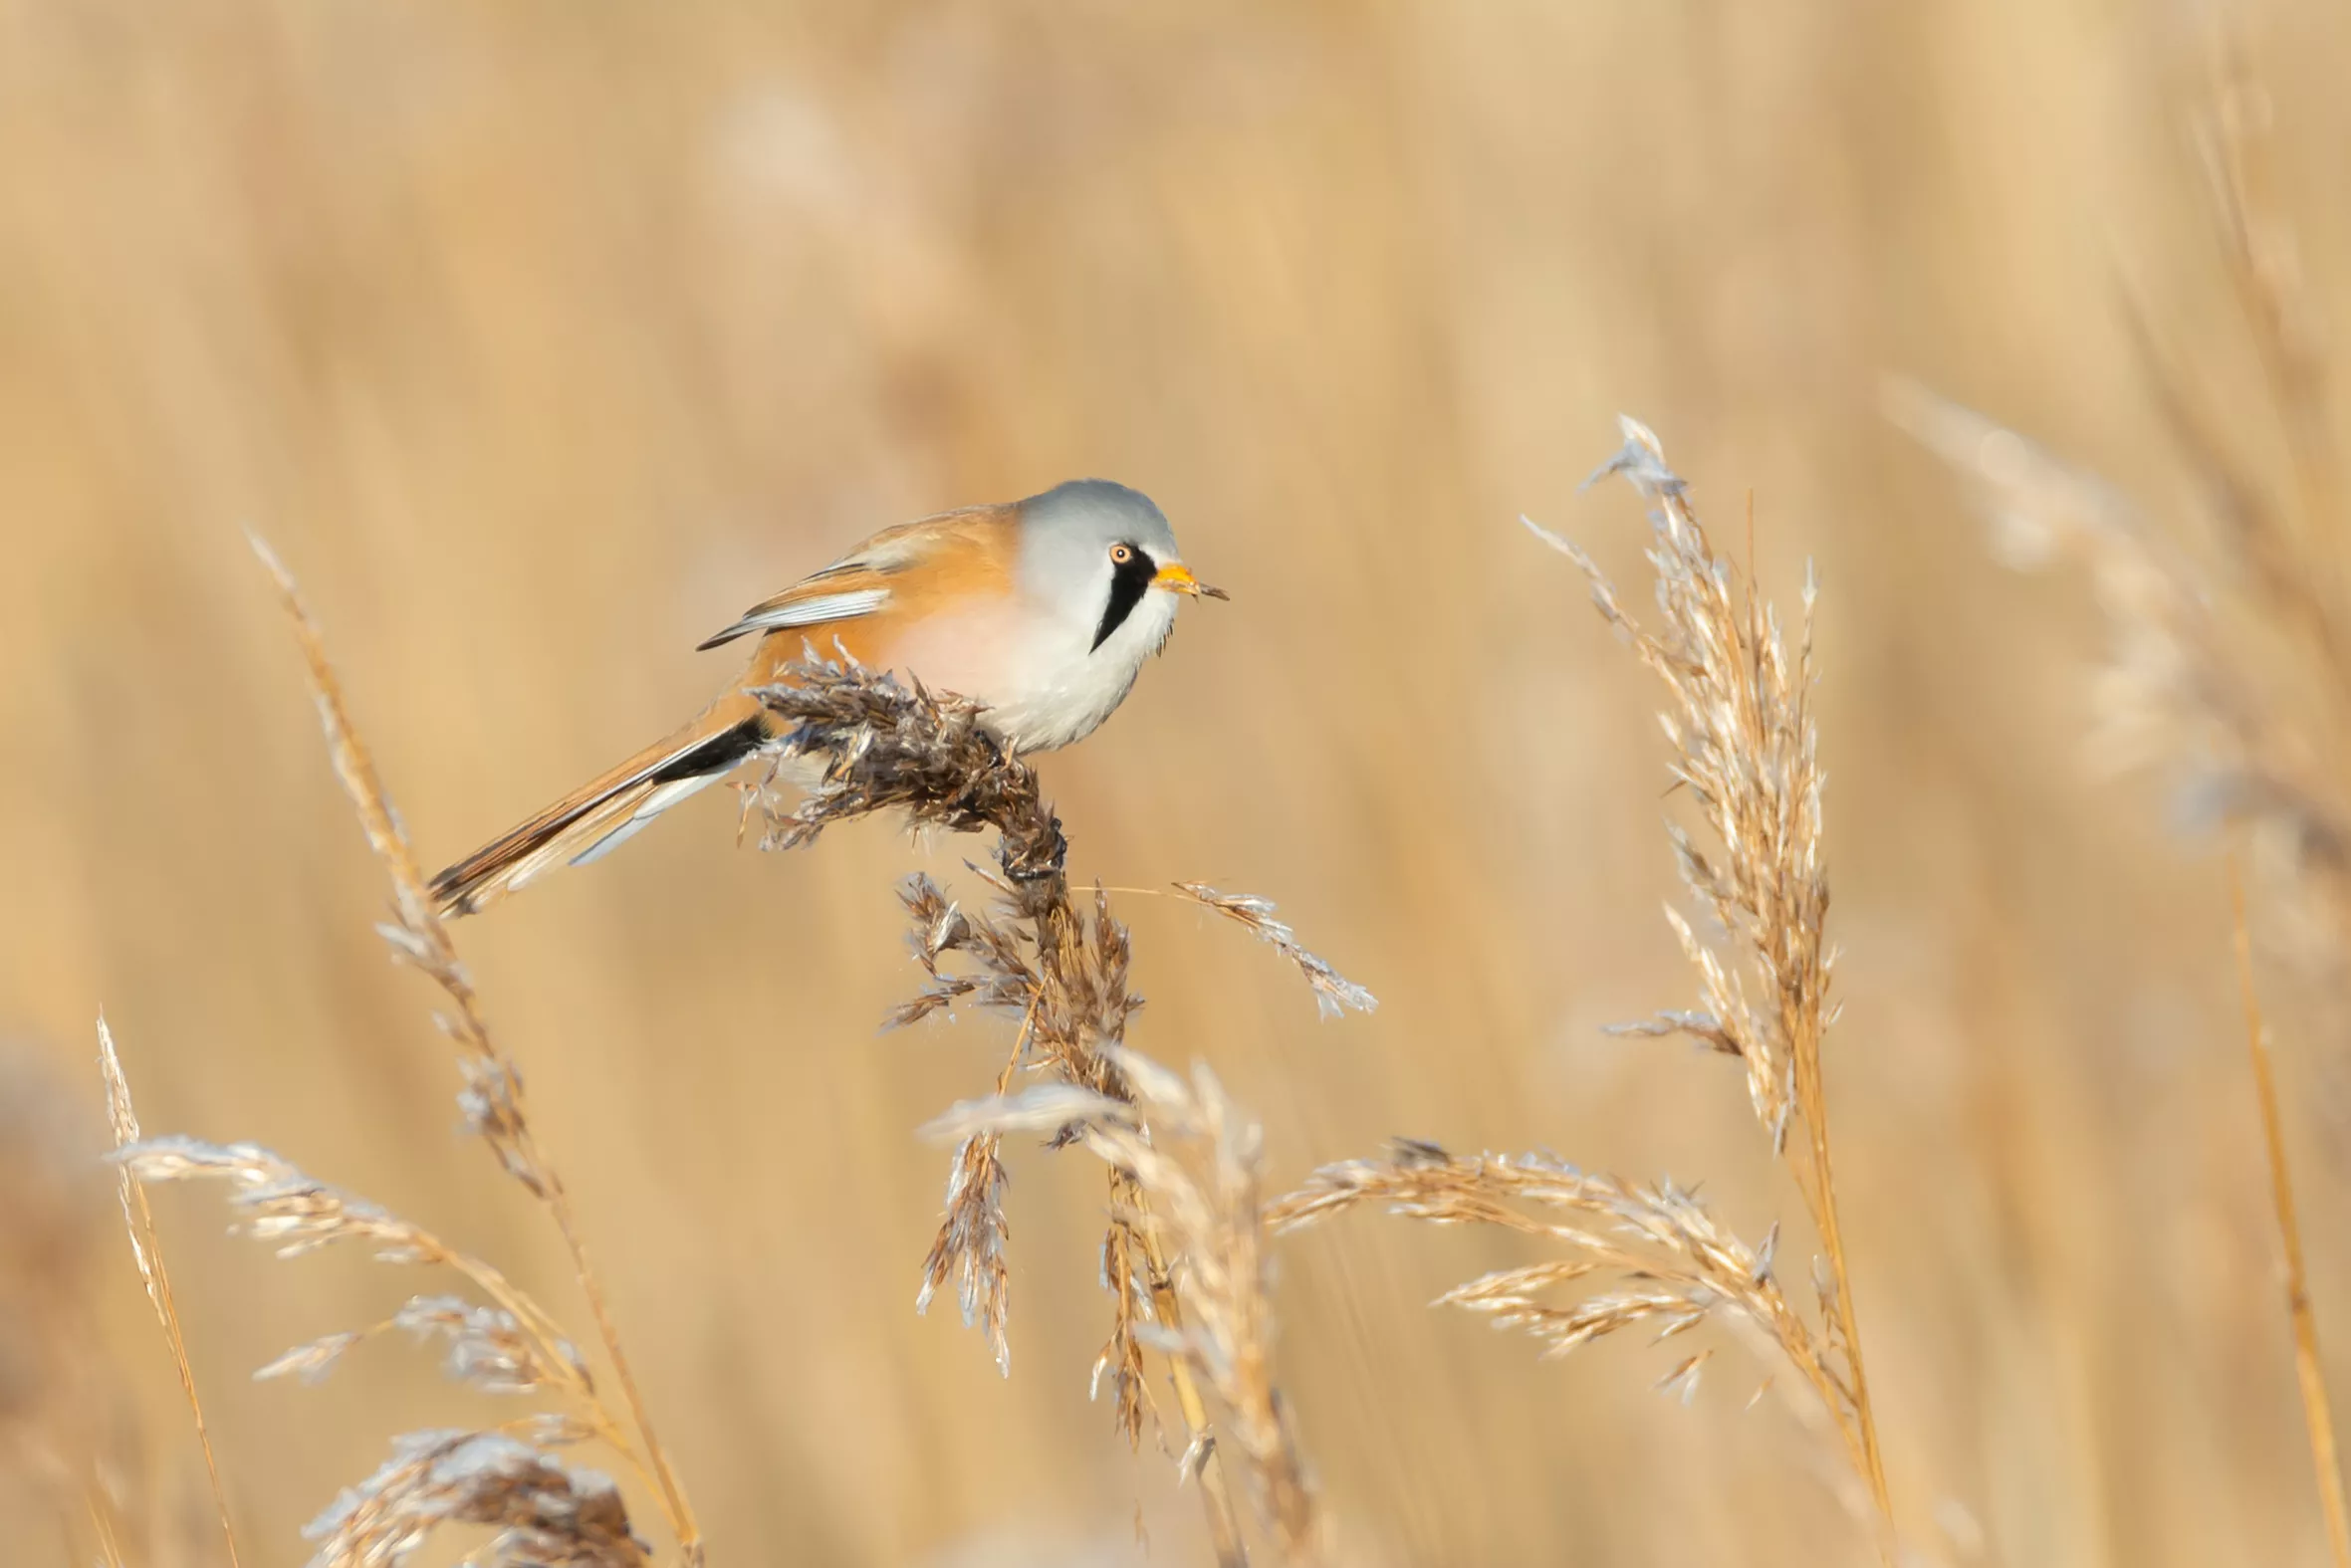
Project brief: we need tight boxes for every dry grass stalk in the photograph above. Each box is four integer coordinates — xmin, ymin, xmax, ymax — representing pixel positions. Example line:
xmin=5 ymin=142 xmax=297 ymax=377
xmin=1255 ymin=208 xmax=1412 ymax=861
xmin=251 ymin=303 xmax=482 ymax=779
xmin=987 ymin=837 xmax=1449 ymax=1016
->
xmin=748 ymin=656 xmax=1369 ymax=1563
xmin=926 ymin=1047 xmax=1324 ymax=1564
xmin=97 ymin=540 xmax=698 ymax=1566
xmin=2230 ymin=858 xmax=2351 ymax=1568
xmin=109 ymin=1135 xmax=593 ymax=1402
xmin=0 ymin=1045 xmax=153 ymax=1567
xmin=2194 ymin=55 xmax=2344 ymax=626
xmin=106 ymin=1112 xmax=667 ymax=1566
xmin=1169 ymin=885 xmax=1376 ymax=1020
xmin=1269 ymin=1144 xmax=1862 ymax=1491
xmin=1542 ymin=417 xmax=1891 ymax=1529
xmin=96 ymin=1017 xmax=243 ymax=1568
xmin=1280 ymin=417 xmax=1895 ymax=1553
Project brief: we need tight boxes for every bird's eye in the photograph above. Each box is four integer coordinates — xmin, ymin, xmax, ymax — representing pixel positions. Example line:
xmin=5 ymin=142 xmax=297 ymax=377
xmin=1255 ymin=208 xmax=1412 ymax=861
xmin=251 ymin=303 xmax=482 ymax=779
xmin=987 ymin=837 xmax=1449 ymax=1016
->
xmin=1109 ymin=543 xmax=1135 ymax=565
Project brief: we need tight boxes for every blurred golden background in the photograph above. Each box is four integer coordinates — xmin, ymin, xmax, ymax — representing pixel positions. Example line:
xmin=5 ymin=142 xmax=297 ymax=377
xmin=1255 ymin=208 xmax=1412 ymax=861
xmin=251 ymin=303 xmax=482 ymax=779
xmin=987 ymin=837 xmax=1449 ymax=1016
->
xmin=5 ymin=1 xmax=2351 ymax=1563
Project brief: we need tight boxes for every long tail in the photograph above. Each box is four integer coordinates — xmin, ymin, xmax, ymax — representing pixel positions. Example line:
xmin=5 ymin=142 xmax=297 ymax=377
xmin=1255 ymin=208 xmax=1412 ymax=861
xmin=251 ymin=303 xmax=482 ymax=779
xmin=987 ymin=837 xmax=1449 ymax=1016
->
xmin=429 ymin=697 xmax=775 ymax=917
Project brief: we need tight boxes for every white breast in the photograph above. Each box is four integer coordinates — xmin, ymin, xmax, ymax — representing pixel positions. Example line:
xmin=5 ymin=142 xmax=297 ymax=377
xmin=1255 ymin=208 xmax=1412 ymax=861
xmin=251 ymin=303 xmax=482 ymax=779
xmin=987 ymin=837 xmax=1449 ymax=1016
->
xmin=980 ymin=588 xmax=1181 ymax=753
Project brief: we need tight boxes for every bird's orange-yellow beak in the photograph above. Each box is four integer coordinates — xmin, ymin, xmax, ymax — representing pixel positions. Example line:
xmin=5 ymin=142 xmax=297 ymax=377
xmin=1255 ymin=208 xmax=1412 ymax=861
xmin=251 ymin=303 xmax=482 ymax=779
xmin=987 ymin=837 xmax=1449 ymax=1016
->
xmin=1151 ymin=562 xmax=1229 ymax=600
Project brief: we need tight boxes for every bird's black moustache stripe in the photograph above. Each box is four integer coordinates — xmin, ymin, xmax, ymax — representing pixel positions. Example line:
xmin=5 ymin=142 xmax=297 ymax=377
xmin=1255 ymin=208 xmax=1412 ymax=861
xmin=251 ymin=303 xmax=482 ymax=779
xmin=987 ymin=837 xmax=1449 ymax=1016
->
xmin=1091 ymin=547 xmax=1156 ymax=652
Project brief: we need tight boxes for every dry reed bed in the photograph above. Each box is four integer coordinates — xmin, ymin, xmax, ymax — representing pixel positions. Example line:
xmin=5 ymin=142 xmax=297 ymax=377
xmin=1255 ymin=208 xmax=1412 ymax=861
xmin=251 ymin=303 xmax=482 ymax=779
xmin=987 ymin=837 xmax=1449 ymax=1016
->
xmin=24 ymin=7 xmax=2351 ymax=1561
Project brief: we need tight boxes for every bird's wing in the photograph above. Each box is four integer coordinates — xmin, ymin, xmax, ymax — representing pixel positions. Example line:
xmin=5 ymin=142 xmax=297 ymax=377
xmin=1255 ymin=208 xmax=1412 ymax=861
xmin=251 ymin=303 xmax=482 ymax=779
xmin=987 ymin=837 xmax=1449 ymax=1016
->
xmin=695 ymin=504 xmax=1019 ymax=652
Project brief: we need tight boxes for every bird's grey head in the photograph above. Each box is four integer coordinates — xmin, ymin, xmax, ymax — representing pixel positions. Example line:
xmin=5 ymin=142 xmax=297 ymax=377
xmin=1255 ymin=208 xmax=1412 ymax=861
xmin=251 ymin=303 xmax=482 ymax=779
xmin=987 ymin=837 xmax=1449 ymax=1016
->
xmin=1016 ymin=479 xmax=1216 ymax=655
xmin=1021 ymin=479 xmax=1180 ymax=562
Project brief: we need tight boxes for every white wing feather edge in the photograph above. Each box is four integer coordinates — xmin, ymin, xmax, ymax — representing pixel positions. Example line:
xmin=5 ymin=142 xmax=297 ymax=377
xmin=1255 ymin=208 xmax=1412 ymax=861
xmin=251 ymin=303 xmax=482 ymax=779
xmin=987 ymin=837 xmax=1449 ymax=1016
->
xmin=708 ymin=586 xmax=890 ymax=644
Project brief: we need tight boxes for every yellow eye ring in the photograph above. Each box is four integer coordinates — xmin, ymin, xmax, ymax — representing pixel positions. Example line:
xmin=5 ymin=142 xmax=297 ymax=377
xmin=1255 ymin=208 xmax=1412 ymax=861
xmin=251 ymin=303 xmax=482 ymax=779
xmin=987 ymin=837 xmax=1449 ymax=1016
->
xmin=1109 ymin=543 xmax=1135 ymax=564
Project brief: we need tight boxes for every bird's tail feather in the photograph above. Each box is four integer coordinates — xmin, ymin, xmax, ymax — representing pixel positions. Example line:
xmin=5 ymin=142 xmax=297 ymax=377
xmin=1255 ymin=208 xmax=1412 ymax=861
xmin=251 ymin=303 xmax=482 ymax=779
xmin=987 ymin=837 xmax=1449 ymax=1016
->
xmin=430 ymin=698 xmax=774 ymax=917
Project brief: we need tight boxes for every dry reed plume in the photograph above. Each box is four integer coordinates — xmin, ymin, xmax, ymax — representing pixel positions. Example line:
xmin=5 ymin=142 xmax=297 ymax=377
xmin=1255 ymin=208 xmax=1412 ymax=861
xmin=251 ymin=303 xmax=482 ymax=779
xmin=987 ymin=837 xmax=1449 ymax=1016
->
xmin=94 ymin=543 xmax=700 ymax=1568
xmin=1884 ymin=374 xmax=2351 ymax=963
xmin=742 ymin=654 xmax=1365 ymax=1564
xmin=925 ymin=1051 xmax=1324 ymax=1564
xmin=1888 ymin=61 xmax=2351 ymax=977
xmin=1274 ymin=417 xmax=1896 ymax=1554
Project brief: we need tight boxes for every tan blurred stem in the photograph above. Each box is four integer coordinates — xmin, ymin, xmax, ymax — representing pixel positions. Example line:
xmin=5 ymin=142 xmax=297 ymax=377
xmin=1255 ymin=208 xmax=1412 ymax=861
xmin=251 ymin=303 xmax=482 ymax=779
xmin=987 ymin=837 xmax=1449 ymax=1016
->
xmin=2206 ymin=46 xmax=2347 ymax=631
xmin=2229 ymin=856 xmax=2351 ymax=1568
xmin=543 ymin=1189 xmax=702 ymax=1563
xmin=97 ymin=1018 xmax=245 ymax=1568
xmin=1790 ymin=1058 xmax=1895 ymax=1561
xmin=86 ymin=1492 xmax=126 ymax=1568
xmin=251 ymin=538 xmax=702 ymax=1565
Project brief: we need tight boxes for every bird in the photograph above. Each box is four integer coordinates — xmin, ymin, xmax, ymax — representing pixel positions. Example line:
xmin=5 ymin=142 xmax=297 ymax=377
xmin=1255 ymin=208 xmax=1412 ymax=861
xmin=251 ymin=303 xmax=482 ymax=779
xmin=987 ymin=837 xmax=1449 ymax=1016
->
xmin=428 ymin=479 xmax=1223 ymax=916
